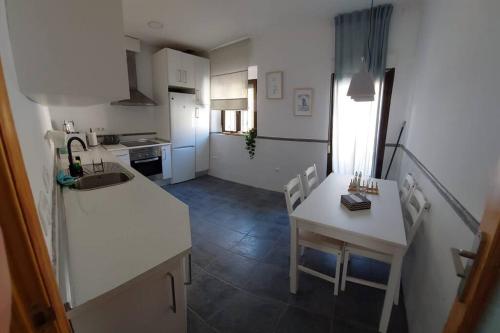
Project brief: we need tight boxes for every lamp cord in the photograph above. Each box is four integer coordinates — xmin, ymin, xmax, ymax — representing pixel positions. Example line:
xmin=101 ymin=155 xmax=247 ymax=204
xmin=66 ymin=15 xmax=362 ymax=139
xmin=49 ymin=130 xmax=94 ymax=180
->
xmin=367 ymin=0 xmax=374 ymax=68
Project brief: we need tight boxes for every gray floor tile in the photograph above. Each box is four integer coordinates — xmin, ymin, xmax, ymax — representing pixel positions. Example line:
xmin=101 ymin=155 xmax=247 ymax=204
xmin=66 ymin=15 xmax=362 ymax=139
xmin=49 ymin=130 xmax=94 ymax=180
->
xmin=334 ymin=283 xmax=384 ymax=327
xmin=288 ymin=274 xmax=336 ymax=318
xmin=275 ymin=306 xmax=332 ymax=333
xmin=191 ymin=239 xmax=227 ymax=268
xmin=163 ymin=176 xmax=408 ymax=333
xmin=205 ymin=249 xmax=258 ymax=288
xmin=231 ymin=235 xmax=277 ymax=260
xmin=188 ymin=309 xmax=217 ymax=333
xmin=187 ymin=269 xmax=238 ymax=320
xmin=207 ymin=289 xmax=286 ymax=333
xmin=243 ymin=262 xmax=291 ymax=302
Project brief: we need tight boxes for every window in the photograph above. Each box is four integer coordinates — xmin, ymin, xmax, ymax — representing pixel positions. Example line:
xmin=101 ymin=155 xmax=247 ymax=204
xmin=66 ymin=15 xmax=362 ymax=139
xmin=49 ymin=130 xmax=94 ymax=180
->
xmin=222 ymin=79 xmax=257 ymax=133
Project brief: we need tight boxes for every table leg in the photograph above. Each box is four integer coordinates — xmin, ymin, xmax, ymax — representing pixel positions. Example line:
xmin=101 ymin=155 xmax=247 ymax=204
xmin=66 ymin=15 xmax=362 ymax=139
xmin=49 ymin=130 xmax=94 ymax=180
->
xmin=289 ymin=218 xmax=298 ymax=294
xmin=379 ymin=253 xmax=403 ymax=333
xmin=393 ymin=263 xmax=402 ymax=306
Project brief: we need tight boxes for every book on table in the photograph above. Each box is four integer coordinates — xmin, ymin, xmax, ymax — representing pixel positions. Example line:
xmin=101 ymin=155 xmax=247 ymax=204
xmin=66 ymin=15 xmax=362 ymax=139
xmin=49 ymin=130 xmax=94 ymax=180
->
xmin=341 ymin=193 xmax=371 ymax=211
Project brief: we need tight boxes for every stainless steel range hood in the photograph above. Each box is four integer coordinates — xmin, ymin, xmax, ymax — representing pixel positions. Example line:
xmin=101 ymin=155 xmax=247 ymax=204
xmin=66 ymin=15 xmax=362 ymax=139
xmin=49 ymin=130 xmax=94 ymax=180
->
xmin=111 ymin=51 xmax=157 ymax=106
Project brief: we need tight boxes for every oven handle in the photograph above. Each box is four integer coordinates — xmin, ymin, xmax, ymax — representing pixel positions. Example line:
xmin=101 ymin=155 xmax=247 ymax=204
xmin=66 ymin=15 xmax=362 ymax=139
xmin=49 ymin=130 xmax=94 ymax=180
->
xmin=133 ymin=157 xmax=160 ymax=164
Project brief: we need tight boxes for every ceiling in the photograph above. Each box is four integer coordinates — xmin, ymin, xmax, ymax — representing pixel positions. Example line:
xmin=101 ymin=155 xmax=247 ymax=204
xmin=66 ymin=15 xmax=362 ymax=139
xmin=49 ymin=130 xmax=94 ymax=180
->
xmin=122 ymin=0 xmax=397 ymax=52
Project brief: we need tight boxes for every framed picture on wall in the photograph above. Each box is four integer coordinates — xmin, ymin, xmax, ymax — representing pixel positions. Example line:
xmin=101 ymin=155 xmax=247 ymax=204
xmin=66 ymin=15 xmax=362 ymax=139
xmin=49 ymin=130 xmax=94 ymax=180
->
xmin=266 ymin=71 xmax=283 ymax=99
xmin=294 ymin=88 xmax=313 ymax=116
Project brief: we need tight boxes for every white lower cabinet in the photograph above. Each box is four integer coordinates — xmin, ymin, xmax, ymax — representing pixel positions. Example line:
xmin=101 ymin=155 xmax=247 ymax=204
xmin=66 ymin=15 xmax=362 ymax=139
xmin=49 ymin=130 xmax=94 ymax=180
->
xmin=68 ymin=254 xmax=188 ymax=333
xmin=110 ymin=150 xmax=130 ymax=166
xmin=162 ymin=145 xmax=172 ymax=180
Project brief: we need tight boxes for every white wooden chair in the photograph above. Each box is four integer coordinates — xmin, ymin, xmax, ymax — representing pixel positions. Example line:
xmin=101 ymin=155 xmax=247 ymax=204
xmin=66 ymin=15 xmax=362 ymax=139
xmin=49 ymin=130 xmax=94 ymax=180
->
xmin=303 ymin=164 xmax=320 ymax=197
xmin=284 ymin=175 xmax=344 ymax=295
xmin=399 ymin=173 xmax=416 ymax=204
xmin=341 ymin=187 xmax=430 ymax=304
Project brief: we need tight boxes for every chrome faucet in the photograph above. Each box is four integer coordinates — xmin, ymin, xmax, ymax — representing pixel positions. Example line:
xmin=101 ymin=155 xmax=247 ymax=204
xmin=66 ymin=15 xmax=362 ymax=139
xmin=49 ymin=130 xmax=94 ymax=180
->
xmin=67 ymin=137 xmax=87 ymax=177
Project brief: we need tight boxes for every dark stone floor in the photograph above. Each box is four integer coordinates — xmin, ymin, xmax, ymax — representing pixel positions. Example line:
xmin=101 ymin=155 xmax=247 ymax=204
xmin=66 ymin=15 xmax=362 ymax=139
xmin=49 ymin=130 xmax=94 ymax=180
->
xmin=163 ymin=176 xmax=408 ymax=333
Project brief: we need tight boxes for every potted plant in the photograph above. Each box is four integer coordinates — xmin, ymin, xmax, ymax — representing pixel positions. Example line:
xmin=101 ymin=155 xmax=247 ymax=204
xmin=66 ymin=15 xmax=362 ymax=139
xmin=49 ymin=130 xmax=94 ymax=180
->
xmin=244 ymin=128 xmax=257 ymax=159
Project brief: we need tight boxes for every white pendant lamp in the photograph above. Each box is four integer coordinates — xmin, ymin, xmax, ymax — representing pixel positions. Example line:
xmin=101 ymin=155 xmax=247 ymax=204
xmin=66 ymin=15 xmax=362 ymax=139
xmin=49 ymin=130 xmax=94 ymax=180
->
xmin=347 ymin=58 xmax=375 ymax=102
xmin=347 ymin=0 xmax=376 ymax=102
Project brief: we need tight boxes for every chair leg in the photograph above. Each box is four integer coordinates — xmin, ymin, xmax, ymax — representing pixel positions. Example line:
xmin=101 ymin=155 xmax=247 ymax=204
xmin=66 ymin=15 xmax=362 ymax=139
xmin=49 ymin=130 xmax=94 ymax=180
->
xmin=289 ymin=220 xmax=299 ymax=294
xmin=334 ymin=251 xmax=342 ymax=296
xmin=300 ymin=245 xmax=305 ymax=256
xmin=341 ymin=249 xmax=349 ymax=291
xmin=394 ymin=266 xmax=402 ymax=305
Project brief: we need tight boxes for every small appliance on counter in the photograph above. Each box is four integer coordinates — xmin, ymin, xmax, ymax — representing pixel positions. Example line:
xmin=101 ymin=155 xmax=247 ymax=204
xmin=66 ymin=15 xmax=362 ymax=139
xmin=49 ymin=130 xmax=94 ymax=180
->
xmin=102 ymin=134 xmax=120 ymax=145
xmin=86 ymin=128 xmax=99 ymax=147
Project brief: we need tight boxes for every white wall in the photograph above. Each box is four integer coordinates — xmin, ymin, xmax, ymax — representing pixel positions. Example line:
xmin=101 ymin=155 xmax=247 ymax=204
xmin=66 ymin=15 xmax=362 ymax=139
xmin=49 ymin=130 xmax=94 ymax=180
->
xmin=49 ymin=43 xmax=160 ymax=134
xmin=209 ymin=20 xmax=332 ymax=191
xmin=209 ymin=2 xmax=422 ymax=192
xmin=210 ymin=134 xmax=327 ymax=191
xmin=391 ymin=0 xmax=500 ymax=332
xmin=0 ymin=0 xmax=55 ymax=254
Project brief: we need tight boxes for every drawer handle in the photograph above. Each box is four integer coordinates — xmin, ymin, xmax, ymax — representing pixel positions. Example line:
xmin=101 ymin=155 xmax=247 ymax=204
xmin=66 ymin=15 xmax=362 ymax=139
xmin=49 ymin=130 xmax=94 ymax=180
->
xmin=134 ymin=157 xmax=159 ymax=164
xmin=166 ymin=272 xmax=177 ymax=313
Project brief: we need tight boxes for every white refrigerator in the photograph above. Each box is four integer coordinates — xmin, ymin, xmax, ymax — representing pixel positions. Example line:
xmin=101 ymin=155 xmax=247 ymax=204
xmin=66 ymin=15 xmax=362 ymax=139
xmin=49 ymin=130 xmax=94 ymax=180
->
xmin=170 ymin=92 xmax=196 ymax=183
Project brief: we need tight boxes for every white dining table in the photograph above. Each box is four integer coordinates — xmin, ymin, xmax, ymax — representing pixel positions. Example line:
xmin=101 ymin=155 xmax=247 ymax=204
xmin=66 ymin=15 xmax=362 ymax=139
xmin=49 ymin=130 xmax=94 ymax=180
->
xmin=290 ymin=173 xmax=407 ymax=333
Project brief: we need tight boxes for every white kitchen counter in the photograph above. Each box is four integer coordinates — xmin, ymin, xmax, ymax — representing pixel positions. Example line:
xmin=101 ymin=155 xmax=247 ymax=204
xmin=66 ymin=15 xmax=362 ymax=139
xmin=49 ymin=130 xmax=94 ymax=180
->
xmin=59 ymin=147 xmax=191 ymax=308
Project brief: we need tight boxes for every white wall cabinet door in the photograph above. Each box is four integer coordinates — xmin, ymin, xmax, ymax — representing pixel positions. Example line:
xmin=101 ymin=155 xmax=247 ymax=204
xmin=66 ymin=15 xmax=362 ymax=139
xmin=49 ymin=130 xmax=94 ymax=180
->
xmin=6 ymin=0 xmax=128 ymax=106
xmin=162 ymin=145 xmax=172 ymax=180
xmin=194 ymin=57 xmax=210 ymax=107
xmin=166 ymin=49 xmax=182 ymax=87
xmin=181 ymin=53 xmax=195 ymax=89
xmin=166 ymin=49 xmax=195 ymax=89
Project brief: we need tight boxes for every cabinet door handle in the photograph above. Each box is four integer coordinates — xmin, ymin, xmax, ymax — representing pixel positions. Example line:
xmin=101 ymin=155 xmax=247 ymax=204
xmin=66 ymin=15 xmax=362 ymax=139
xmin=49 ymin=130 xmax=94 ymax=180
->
xmin=166 ymin=272 xmax=177 ymax=313
xmin=184 ymin=70 xmax=188 ymax=83
xmin=195 ymin=108 xmax=199 ymax=119
xmin=184 ymin=254 xmax=192 ymax=285
xmin=177 ymin=69 xmax=182 ymax=82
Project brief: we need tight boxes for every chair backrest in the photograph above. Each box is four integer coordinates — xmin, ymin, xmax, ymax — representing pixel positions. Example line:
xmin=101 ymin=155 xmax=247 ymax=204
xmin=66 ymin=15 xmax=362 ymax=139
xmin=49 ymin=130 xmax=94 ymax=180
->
xmin=303 ymin=164 xmax=319 ymax=197
xmin=400 ymin=173 xmax=416 ymax=204
xmin=284 ymin=175 xmax=305 ymax=215
xmin=404 ymin=187 xmax=430 ymax=246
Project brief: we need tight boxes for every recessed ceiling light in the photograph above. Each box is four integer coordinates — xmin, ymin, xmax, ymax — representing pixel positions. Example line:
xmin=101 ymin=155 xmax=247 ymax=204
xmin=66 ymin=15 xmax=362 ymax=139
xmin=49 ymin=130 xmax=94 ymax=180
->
xmin=147 ymin=20 xmax=164 ymax=29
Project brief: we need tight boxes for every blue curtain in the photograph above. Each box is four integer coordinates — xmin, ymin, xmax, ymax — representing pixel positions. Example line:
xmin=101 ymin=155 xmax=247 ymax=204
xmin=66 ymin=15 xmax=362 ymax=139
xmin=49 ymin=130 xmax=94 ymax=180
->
xmin=334 ymin=4 xmax=393 ymax=81
xmin=332 ymin=5 xmax=393 ymax=177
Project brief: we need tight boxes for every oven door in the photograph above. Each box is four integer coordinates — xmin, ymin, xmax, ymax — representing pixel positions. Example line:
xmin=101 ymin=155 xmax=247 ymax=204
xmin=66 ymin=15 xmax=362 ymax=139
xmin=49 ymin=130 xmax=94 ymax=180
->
xmin=130 ymin=156 xmax=162 ymax=176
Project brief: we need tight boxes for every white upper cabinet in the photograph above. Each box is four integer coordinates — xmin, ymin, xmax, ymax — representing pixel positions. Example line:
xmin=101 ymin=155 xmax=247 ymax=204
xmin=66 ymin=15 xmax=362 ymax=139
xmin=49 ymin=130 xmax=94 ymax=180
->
xmin=194 ymin=57 xmax=210 ymax=106
xmin=166 ymin=49 xmax=195 ymax=89
xmin=6 ymin=0 xmax=129 ymax=106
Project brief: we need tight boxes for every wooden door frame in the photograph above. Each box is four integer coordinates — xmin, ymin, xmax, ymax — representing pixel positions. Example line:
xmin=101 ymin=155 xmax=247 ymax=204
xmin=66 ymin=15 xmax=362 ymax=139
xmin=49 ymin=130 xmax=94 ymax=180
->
xmin=0 ymin=60 xmax=70 ymax=332
xmin=444 ymin=160 xmax=500 ymax=332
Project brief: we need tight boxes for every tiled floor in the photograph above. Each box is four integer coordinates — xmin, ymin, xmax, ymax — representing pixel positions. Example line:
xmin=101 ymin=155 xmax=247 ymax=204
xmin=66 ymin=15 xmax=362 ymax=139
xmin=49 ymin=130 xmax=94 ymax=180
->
xmin=163 ymin=176 xmax=408 ymax=333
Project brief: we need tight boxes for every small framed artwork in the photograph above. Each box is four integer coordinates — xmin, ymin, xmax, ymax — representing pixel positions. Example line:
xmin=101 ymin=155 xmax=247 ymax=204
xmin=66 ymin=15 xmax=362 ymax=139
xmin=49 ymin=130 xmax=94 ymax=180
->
xmin=294 ymin=88 xmax=313 ymax=116
xmin=266 ymin=71 xmax=283 ymax=99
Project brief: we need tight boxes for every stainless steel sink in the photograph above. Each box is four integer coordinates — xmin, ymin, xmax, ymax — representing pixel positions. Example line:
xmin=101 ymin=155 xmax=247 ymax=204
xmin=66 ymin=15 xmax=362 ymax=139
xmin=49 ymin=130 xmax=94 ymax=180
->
xmin=70 ymin=162 xmax=135 ymax=190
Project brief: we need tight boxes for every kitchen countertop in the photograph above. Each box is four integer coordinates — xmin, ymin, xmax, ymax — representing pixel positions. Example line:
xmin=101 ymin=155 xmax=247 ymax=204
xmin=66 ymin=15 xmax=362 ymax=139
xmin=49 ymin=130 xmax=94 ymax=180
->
xmin=102 ymin=138 xmax=171 ymax=151
xmin=59 ymin=147 xmax=191 ymax=308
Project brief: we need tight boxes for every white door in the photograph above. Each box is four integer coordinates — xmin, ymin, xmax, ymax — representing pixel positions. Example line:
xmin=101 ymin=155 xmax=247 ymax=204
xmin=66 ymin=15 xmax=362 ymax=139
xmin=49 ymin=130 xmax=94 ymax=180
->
xmin=181 ymin=53 xmax=195 ymax=89
xmin=195 ymin=107 xmax=210 ymax=172
xmin=170 ymin=92 xmax=195 ymax=149
xmin=171 ymin=147 xmax=195 ymax=183
xmin=166 ymin=49 xmax=182 ymax=86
